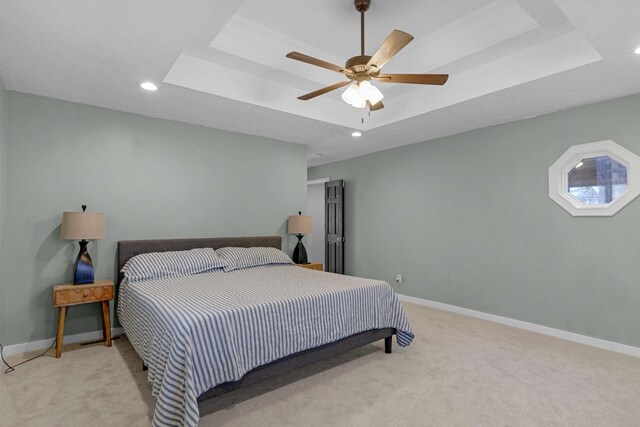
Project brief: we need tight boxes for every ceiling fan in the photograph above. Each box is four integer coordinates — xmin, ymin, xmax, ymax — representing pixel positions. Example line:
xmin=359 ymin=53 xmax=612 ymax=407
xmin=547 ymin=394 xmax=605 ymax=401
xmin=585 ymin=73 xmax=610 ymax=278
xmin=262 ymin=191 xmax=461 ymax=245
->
xmin=285 ymin=0 xmax=449 ymax=112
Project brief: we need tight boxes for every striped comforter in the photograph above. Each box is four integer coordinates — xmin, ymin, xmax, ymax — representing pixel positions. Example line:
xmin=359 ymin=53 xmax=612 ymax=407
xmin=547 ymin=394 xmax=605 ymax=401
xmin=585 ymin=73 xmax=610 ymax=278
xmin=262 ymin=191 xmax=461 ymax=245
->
xmin=117 ymin=264 xmax=413 ymax=426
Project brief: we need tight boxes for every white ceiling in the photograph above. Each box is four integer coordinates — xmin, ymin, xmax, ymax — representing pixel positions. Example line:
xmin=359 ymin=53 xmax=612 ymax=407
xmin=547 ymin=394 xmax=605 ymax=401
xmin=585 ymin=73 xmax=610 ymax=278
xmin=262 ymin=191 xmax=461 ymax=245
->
xmin=1 ymin=0 xmax=639 ymax=167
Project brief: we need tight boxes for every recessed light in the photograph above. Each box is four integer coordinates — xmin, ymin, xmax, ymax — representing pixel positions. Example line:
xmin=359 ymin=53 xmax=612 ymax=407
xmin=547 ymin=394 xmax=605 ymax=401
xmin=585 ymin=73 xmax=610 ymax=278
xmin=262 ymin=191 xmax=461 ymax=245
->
xmin=140 ymin=82 xmax=158 ymax=91
xmin=635 ymin=46 xmax=640 ymax=55
xmin=351 ymin=131 xmax=362 ymax=137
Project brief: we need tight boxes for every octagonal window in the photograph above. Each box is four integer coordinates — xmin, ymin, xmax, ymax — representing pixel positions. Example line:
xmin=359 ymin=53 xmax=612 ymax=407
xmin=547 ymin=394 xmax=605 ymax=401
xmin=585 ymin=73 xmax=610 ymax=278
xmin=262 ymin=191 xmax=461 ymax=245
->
xmin=548 ymin=140 xmax=640 ymax=216
xmin=567 ymin=156 xmax=628 ymax=205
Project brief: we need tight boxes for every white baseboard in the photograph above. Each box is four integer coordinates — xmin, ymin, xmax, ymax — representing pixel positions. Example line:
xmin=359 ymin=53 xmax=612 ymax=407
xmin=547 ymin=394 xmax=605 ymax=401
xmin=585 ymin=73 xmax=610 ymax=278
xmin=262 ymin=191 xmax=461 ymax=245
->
xmin=2 ymin=327 xmax=124 ymax=359
xmin=397 ymin=294 xmax=640 ymax=358
xmin=6 ymin=296 xmax=640 ymax=360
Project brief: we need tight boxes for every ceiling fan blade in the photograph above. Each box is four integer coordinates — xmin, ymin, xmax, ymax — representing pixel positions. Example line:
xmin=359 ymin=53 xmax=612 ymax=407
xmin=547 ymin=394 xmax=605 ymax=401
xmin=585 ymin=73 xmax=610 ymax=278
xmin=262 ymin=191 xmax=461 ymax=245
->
xmin=286 ymin=52 xmax=350 ymax=75
xmin=366 ymin=30 xmax=414 ymax=72
xmin=374 ymin=74 xmax=449 ymax=85
xmin=298 ymin=81 xmax=351 ymax=100
xmin=368 ymin=100 xmax=384 ymax=111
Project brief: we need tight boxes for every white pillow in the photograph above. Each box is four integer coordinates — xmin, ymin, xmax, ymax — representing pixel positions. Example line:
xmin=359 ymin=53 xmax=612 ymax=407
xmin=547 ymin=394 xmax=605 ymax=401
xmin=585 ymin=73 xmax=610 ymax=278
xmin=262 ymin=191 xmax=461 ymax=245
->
xmin=122 ymin=248 xmax=228 ymax=283
xmin=216 ymin=247 xmax=293 ymax=272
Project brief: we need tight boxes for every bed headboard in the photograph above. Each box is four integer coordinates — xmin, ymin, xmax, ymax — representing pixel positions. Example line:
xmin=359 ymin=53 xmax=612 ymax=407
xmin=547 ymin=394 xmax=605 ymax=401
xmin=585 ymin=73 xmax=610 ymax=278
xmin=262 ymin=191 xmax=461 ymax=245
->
xmin=116 ymin=236 xmax=282 ymax=286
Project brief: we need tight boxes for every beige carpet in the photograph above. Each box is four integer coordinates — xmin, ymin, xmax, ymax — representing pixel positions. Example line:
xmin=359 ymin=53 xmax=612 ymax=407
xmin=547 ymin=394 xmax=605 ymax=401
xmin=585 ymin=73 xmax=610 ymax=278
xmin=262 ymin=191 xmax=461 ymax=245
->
xmin=2 ymin=302 xmax=640 ymax=426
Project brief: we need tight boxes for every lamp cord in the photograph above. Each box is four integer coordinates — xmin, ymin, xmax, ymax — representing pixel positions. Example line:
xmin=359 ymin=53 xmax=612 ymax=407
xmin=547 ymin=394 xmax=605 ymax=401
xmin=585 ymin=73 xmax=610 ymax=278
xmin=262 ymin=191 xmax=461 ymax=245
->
xmin=1 ymin=306 xmax=68 ymax=373
xmin=0 ymin=339 xmax=57 ymax=374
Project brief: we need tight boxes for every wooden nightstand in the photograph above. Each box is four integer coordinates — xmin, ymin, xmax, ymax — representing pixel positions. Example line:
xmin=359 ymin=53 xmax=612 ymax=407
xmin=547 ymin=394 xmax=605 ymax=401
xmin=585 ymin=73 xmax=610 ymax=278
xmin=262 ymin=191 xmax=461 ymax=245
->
xmin=53 ymin=280 xmax=114 ymax=358
xmin=296 ymin=262 xmax=324 ymax=271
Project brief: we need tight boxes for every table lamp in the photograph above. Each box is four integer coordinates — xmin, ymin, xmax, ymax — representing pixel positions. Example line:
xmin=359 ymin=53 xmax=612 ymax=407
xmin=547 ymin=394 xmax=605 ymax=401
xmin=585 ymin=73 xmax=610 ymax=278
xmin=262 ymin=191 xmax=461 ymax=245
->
xmin=288 ymin=211 xmax=312 ymax=264
xmin=61 ymin=205 xmax=105 ymax=285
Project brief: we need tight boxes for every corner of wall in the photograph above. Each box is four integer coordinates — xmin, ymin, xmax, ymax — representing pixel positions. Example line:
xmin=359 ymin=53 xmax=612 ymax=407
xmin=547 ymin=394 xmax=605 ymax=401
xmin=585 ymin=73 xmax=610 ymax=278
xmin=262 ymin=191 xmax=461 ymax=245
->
xmin=0 ymin=75 xmax=8 ymax=346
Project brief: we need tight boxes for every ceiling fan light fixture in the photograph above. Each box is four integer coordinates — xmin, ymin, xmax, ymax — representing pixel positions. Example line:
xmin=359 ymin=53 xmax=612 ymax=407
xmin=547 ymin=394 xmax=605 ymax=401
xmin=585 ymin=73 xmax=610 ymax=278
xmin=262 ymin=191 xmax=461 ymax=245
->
xmin=341 ymin=83 xmax=360 ymax=105
xmin=341 ymin=83 xmax=367 ymax=108
xmin=341 ymin=81 xmax=383 ymax=108
xmin=352 ymin=96 xmax=367 ymax=108
xmin=358 ymin=80 xmax=373 ymax=97
xmin=368 ymin=84 xmax=384 ymax=105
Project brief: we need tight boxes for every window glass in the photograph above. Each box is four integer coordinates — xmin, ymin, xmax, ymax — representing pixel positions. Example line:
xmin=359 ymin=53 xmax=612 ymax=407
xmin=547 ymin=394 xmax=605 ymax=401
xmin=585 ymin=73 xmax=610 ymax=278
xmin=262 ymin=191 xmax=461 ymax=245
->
xmin=567 ymin=156 xmax=627 ymax=205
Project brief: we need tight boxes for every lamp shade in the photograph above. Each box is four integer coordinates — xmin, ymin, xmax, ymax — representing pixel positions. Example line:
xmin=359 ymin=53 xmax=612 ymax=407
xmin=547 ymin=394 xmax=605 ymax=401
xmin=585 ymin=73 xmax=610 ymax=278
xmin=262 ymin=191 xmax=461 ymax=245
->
xmin=61 ymin=212 xmax=105 ymax=240
xmin=288 ymin=215 xmax=312 ymax=235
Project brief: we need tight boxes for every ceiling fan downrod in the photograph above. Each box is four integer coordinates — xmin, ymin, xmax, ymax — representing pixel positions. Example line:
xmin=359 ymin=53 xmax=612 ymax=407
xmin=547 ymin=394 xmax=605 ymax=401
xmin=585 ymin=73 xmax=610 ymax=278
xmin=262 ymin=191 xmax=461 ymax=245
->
xmin=354 ymin=0 xmax=370 ymax=56
xmin=345 ymin=0 xmax=373 ymax=76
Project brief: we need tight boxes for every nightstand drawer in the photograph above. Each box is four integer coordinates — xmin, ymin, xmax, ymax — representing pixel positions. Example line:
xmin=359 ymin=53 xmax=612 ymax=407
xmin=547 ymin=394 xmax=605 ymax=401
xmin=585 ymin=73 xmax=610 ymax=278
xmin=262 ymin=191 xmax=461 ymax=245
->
xmin=53 ymin=282 xmax=114 ymax=307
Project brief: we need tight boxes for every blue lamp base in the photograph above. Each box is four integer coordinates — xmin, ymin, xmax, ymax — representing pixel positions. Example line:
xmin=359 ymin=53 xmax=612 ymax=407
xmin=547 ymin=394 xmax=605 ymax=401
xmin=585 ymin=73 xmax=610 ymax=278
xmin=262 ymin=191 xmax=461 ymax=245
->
xmin=73 ymin=240 xmax=95 ymax=285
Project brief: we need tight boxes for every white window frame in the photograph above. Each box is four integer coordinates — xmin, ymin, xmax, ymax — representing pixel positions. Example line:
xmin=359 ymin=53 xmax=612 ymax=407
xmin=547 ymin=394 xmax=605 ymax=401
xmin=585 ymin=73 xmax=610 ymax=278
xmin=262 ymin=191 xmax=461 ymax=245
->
xmin=548 ymin=140 xmax=640 ymax=216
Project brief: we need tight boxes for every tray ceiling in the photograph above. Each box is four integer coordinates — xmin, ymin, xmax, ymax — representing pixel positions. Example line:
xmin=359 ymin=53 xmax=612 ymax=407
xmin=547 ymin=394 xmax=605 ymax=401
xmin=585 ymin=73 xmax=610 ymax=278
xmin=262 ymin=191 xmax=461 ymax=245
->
xmin=0 ymin=0 xmax=639 ymax=166
xmin=165 ymin=0 xmax=601 ymax=130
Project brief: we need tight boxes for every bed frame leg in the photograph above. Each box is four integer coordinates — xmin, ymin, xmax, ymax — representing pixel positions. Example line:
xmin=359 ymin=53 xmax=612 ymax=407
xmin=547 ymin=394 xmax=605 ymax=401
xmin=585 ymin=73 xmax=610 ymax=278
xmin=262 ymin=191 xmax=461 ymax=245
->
xmin=143 ymin=362 xmax=148 ymax=371
xmin=384 ymin=336 xmax=392 ymax=354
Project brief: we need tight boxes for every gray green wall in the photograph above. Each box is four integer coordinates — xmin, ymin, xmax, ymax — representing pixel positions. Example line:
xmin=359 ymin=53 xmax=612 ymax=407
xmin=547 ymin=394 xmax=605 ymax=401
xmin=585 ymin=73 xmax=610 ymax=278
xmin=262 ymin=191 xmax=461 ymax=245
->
xmin=3 ymin=92 xmax=306 ymax=346
xmin=309 ymin=93 xmax=640 ymax=348
xmin=0 ymin=77 xmax=7 ymax=345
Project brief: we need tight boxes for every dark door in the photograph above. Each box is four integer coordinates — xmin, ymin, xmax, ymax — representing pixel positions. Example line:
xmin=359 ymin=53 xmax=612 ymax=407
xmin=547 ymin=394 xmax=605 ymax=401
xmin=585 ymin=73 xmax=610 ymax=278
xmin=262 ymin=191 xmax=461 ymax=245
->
xmin=325 ymin=180 xmax=344 ymax=274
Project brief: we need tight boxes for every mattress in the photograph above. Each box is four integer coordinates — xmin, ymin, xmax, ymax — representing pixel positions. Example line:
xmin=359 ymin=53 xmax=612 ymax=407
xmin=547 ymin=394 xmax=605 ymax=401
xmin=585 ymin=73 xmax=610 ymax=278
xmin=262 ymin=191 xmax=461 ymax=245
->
xmin=117 ymin=264 xmax=413 ymax=426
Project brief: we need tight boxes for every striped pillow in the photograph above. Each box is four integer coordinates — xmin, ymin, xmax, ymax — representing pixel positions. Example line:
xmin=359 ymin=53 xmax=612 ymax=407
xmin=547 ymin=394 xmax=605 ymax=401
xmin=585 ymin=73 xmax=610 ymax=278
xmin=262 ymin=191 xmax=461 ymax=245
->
xmin=216 ymin=247 xmax=293 ymax=272
xmin=122 ymin=248 xmax=228 ymax=283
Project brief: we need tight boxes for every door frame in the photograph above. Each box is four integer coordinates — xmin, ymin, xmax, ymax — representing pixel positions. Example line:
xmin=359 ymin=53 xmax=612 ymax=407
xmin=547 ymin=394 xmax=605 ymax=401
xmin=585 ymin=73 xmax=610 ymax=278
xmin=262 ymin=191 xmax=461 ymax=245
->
xmin=307 ymin=177 xmax=330 ymax=268
xmin=307 ymin=178 xmax=330 ymax=185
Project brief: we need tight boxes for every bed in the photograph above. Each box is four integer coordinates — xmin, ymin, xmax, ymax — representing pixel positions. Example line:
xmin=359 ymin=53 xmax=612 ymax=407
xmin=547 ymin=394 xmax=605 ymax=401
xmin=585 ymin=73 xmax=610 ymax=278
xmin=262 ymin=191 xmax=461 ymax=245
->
xmin=116 ymin=236 xmax=413 ymax=427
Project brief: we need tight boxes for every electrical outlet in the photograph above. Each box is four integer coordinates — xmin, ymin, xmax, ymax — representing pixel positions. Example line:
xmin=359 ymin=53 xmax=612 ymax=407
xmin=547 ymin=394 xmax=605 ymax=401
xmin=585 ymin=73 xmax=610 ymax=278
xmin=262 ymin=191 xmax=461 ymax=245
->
xmin=395 ymin=274 xmax=402 ymax=284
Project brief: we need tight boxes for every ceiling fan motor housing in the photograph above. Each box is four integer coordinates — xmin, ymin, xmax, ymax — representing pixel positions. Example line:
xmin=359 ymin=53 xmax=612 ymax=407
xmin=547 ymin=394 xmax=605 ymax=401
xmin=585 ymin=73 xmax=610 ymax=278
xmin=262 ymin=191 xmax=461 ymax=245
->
xmin=345 ymin=55 xmax=372 ymax=74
